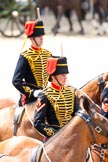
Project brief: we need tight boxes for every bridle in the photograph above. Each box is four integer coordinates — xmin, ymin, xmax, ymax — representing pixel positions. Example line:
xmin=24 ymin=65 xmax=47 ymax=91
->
xmin=75 ymin=108 xmax=108 ymax=144
xmin=76 ymin=89 xmax=108 ymax=143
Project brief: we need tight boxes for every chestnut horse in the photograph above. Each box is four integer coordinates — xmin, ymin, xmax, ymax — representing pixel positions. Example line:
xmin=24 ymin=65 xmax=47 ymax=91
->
xmin=0 ymin=94 xmax=107 ymax=162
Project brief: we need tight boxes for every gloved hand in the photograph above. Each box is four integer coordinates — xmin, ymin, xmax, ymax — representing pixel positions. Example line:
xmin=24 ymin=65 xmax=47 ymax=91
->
xmin=33 ymin=89 xmax=42 ymax=98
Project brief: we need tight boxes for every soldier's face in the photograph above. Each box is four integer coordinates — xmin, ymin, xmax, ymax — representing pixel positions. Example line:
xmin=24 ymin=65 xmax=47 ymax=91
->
xmin=55 ymin=74 xmax=68 ymax=86
xmin=32 ymin=36 xmax=44 ymax=47
xmin=36 ymin=36 xmax=43 ymax=46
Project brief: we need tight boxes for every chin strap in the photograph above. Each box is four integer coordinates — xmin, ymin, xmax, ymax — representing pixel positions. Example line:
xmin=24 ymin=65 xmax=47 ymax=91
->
xmin=55 ymin=76 xmax=62 ymax=86
xmin=33 ymin=38 xmax=39 ymax=47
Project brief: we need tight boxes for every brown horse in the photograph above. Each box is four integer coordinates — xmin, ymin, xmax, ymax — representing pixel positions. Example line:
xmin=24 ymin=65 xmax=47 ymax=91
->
xmin=0 ymin=94 xmax=107 ymax=162
xmin=80 ymin=72 xmax=108 ymax=106
xmin=48 ymin=0 xmax=86 ymax=35
xmin=37 ymin=0 xmax=108 ymax=34
xmin=36 ymin=0 xmax=73 ymax=33
xmin=0 ymin=98 xmax=16 ymax=109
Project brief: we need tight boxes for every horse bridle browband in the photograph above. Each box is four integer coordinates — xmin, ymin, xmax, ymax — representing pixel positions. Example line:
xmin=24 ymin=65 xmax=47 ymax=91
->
xmin=75 ymin=108 xmax=108 ymax=144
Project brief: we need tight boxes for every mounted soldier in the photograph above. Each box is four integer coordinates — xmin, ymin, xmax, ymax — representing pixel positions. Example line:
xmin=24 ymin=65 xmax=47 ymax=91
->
xmin=12 ymin=16 xmax=52 ymax=106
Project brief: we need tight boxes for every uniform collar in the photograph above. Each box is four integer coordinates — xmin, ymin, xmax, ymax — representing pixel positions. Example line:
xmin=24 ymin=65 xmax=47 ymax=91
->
xmin=51 ymin=82 xmax=63 ymax=91
xmin=31 ymin=45 xmax=41 ymax=51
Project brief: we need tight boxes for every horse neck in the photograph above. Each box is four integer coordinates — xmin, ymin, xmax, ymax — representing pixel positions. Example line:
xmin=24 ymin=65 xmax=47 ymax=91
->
xmin=40 ymin=116 xmax=92 ymax=162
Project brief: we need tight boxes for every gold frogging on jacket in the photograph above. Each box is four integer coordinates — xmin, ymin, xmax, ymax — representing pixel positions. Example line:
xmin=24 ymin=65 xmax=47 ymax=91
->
xmin=22 ymin=48 xmax=51 ymax=89
xmin=43 ymin=86 xmax=75 ymax=127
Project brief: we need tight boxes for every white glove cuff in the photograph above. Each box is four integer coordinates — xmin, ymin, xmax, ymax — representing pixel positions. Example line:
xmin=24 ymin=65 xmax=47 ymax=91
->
xmin=33 ymin=90 xmax=42 ymax=97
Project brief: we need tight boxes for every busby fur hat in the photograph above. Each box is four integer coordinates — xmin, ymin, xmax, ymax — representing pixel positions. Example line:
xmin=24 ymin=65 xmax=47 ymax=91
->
xmin=24 ymin=20 xmax=45 ymax=38
xmin=102 ymin=87 xmax=108 ymax=103
xmin=46 ymin=56 xmax=69 ymax=81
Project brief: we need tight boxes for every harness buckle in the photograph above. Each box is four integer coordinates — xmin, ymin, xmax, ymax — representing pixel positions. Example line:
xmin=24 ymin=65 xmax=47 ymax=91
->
xmin=95 ymin=126 xmax=102 ymax=133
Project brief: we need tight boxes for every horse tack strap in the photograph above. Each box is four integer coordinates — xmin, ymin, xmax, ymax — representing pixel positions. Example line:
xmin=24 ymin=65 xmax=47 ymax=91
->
xmin=75 ymin=110 xmax=96 ymax=144
xmin=91 ymin=121 xmax=108 ymax=137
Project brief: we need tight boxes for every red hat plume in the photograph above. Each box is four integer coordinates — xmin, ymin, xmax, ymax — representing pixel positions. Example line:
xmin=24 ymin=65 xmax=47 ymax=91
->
xmin=24 ymin=20 xmax=36 ymax=36
xmin=46 ymin=58 xmax=58 ymax=74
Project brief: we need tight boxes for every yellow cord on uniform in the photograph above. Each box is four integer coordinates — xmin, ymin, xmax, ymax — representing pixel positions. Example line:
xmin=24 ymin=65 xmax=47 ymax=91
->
xmin=20 ymin=36 xmax=27 ymax=53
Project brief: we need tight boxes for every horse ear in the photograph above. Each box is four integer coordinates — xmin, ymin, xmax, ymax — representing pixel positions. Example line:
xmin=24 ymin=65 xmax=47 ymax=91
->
xmin=82 ymin=96 xmax=90 ymax=112
xmin=78 ymin=95 xmax=90 ymax=113
xmin=75 ymin=89 xmax=91 ymax=113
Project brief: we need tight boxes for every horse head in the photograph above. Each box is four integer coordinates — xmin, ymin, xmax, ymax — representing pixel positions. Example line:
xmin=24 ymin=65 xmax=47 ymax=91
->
xmin=76 ymin=89 xmax=108 ymax=144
